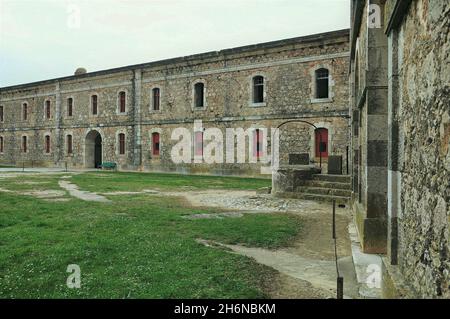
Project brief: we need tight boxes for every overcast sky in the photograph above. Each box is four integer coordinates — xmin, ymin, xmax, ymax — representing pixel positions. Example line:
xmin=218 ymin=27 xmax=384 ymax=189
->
xmin=0 ymin=0 xmax=350 ymax=87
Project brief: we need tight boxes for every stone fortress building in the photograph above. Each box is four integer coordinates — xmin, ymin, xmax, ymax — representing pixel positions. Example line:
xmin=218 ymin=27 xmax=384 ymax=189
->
xmin=349 ymin=0 xmax=449 ymax=298
xmin=0 ymin=30 xmax=350 ymax=177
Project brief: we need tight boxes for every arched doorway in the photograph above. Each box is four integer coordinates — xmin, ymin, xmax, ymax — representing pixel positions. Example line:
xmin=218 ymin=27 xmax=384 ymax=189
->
xmin=85 ymin=130 xmax=102 ymax=168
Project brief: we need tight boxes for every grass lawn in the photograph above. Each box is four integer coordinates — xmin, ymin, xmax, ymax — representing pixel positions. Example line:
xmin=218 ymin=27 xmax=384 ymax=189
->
xmin=0 ymin=172 xmax=301 ymax=298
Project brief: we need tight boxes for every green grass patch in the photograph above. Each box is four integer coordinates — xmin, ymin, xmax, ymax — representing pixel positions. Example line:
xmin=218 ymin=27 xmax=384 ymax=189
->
xmin=71 ymin=171 xmax=271 ymax=193
xmin=0 ymin=173 xmax=299 ymax=299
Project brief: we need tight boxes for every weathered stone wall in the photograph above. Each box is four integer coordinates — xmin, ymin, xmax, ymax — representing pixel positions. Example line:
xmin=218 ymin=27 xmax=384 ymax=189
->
xmin=393 ymin=0 xmax=450 ymax=298
xmin=0 ymin=30 xmax=350 ymax=177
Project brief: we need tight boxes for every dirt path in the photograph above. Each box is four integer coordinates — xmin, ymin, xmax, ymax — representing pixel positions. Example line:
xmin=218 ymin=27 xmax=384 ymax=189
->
xmin=58 ymin=180 xmax=111 ymax=203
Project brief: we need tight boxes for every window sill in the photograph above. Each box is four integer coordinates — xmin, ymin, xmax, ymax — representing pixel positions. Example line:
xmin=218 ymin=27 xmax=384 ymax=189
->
xmin=311 ymin=98 xmax=333 ymax=104
xmin=249 ymin=102 xmax=267 ymax=108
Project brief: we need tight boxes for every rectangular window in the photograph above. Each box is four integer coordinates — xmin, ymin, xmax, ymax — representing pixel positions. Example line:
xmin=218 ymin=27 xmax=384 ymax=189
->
xmin=194 ymin=83 xmax=204 ymax=108
xmin=119 ymin=133 xmax=125 ymax=155
xmin=0 ymin=136 xmax=3 ymax=153
xmin=315 ymin=69 xmax=329 ymax=99
xmin=194 ymin=131 xmax=203 ymax=156
xmin=0 ymin=106 xmax=3 ymax=122
xmin=45 ymin=100 xmax=51 ymax=119
xmin=153 ymin=88 xmax=160 ymax=111
xmin=119 ymin=92 xmax=126 ymax=113
xmin=45 ymin=135 xmax=50 ymax=154
xmin=253 ymin=129 xmax=263 ymax=158
xmin=92 ymin=95 xmax=98 ymax=115
xmin=67 ymin=98 xmax=73 ymax=117
xmin=253 ymin=76 xmax=264 ymax=103
xmin=23 ymin=104 xmax=28 ymax=121
xmin=22 ymin=136 xmax=27 ymax=153
xmin=67 ymin=135 xmax=73 ymax=154
xmin=152 ymin=132 xmax=160 ymax=156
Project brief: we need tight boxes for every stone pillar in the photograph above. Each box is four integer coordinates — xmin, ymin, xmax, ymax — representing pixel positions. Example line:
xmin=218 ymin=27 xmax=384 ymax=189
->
xmin=387 ymin=28 xmax=401 ymax=265
xmin=360 ymin=0 xmax=389 ymax=254
xmin=132 ymin=69 xmax=142 ymax=168
xmin=54 ymin=81 xmax=63 ymax=166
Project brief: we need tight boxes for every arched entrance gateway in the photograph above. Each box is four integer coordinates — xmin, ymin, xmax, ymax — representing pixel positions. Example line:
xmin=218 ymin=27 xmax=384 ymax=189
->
xmin=85 ymin=130 xmax=102 ymax=168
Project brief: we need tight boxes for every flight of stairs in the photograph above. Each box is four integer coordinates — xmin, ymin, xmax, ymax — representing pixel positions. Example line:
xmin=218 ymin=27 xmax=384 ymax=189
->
xmin=284 ymin=174 xmax=351 ymax=203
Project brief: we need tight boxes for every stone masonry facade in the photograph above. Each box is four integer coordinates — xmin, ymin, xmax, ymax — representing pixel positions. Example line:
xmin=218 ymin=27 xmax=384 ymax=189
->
xmin=0 ymin=30 xmax=350 ymax=177
xmin=350 ymin=0 xmax=449 ymax=298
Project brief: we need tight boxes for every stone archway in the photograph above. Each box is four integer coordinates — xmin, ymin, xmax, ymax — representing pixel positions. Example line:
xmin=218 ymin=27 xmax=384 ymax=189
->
xmin=85 ymin=130 xmax=102 ymax=168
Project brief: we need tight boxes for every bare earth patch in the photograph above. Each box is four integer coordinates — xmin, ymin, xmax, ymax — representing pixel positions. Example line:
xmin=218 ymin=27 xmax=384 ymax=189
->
xmin=58 ymin=180 xmax=111 ymax=203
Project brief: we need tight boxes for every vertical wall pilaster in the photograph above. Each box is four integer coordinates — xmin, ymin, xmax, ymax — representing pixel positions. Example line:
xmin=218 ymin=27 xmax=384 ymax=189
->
xmin=132 ymin=69 xmax=142 ymax=168
xmin=54 ymin=81 xmax=62 ymax=166
xmin=387 ymin=28 xmax=401 ymax=265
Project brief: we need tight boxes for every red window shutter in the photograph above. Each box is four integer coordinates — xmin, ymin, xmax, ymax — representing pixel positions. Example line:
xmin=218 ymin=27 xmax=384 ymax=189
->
xmin=153 ymin=88 xmax=160 ymax=111
xmin=22 ymin=136 xmax=27 ymax=153
xmin=46 ymin=101 xmax=51 ymax=119
xmin=315 ymin=128 xmax=328 ymax=158
xmin=23 ymin=104 xmax=27 ymax=121
xmin=45 ymin=136 xmax=50 ymax=153
xmin=67 ymin=135 xmax=73 ymax=154
xmin=253 ymin=129 xmax=263 ymax=158
xmin=152 ymin=133 xmax=160 ymax=156
xmin=119 ymin=92 xmax=126 ymax=113
xmin=92 ymin=95 xmax=98 ymax=115
xmin=68 ymin=98 xmax=73 ymax=116
xmin=195 ymin=131 xmax=203 ymax=156
xmin=119 ymin=133 xmax=125 ymax=155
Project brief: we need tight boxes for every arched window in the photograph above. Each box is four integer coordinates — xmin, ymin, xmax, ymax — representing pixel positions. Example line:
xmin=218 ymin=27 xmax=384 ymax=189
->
xmin=152 ymin=132 xmax=160 ymax=156
xmin=22 ymin=136 xmax=27 ymax=153
xmin=194 ymin=83 xmax=205 ymax=108
xmin=45 ymin=100 xmax=51 ymax=119
xmin=315 ymin=128 xmax=328 ymax=158
xmin=67 ymin=135 xmax=73 ymax=154
xmin=252 ymin=76 xmax=264 ymax=103
xmin=45 ymin=135 xmax=51 ymax=154
xmin=67 ymin=98 xmax=73 ymax=117
xmin=152 ymin=88 xmax=160 ymax=111
xmin=315 ymin=68 xmax=329 ymax=99
xmin=91 ymin=95 xmax=98 ymax=115
xmin=0 ymin=136 xmax=4 ymax=153
xmin=253 ymin=129 xmax=264 ymax=159
xmin=23 ymin=103 xmax=28 ymax=121
xmin=119 ymin=91 xmax=126 ymax=113
xmin=118 ymin=133 xmax=125 ymax=155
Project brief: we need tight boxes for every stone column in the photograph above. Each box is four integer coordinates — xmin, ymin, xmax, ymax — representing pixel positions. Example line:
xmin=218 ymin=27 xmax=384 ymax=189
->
xmin=132 ymin=69 xmax=143 ymax=169
xmin=387 ymin=28 xmax=401 ymax=265
xmin=360 ymin=0 xmax=389 ymax=254
xmin=54 ymin=81 xmax=63 ymax=166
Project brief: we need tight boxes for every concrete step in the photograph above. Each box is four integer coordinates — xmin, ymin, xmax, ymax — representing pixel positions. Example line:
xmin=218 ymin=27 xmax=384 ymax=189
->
xmin=313 ymin=174 xmax=351 ymax=183
xmin=275 ymin=191 xmax=350 ymax=204
xmin=295 ymin=186 xmax=352 ymax=197
xmin=299 ymin=180 xmax=351 ymax=190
